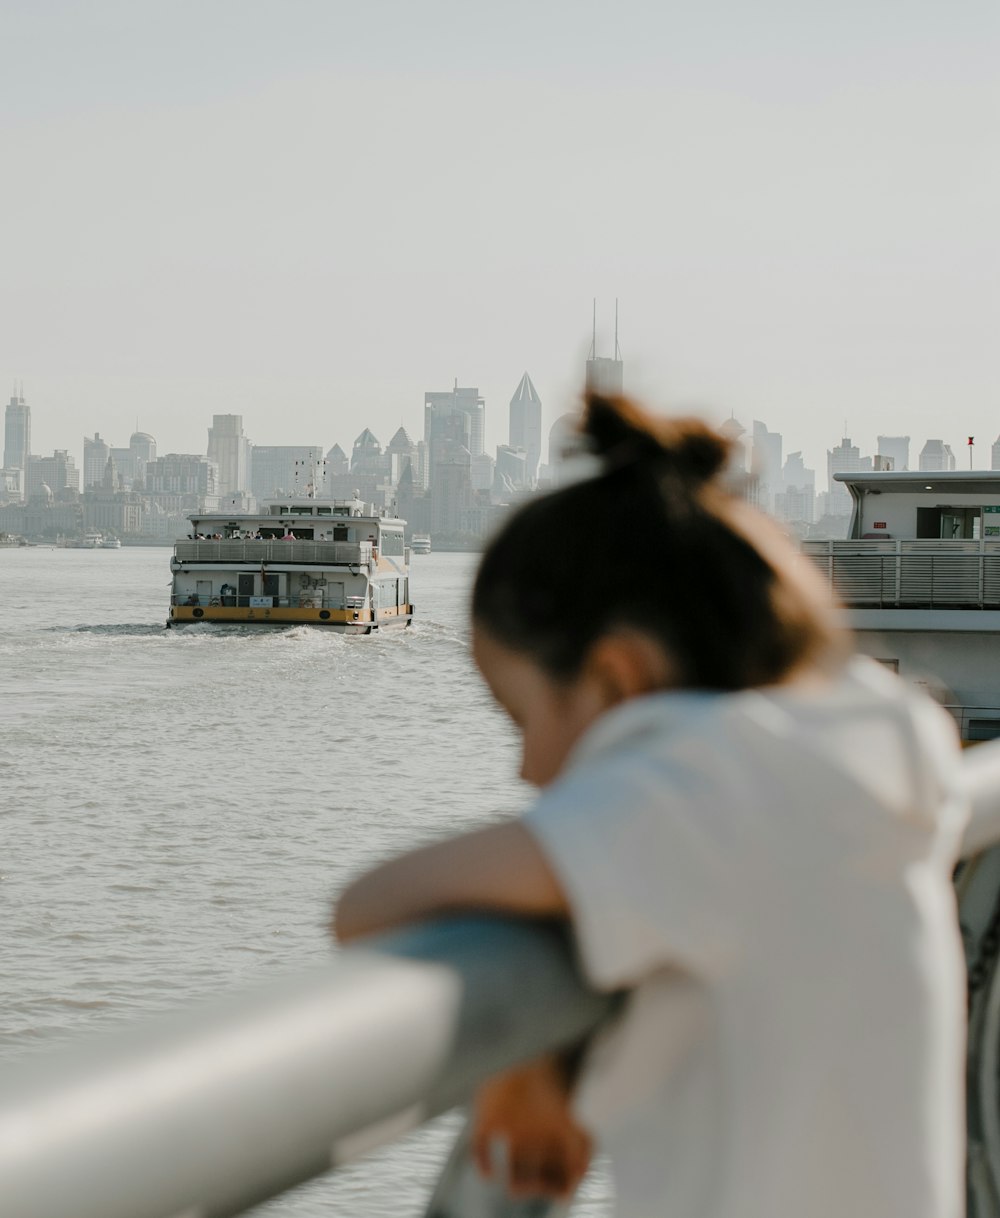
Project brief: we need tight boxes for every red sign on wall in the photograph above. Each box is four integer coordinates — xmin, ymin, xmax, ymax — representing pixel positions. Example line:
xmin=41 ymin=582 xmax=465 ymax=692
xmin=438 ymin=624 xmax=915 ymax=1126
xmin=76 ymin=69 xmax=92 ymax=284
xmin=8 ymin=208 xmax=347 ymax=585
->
xmin=873 ymin=522 xmax=887 ymax=529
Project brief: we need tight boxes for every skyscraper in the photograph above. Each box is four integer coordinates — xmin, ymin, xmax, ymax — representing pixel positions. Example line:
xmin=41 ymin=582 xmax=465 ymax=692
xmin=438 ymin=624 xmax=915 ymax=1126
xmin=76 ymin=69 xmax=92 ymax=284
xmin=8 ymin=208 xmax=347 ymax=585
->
xmin=826 ymin=437 xmax=872 ymax=517
xmin=84 ymin=433 xmax=112 ymax=488
xmin=751 ymin=421 xmax=783 ymax=514
xmin=585 ymin=301 xmax=624 ymax=396
xmin=919 ymin=440 xmax=956 ymax=472
xmin=207 ymin=415 xmax=250 ymax=498
xmin=877 ymin=436 xmax=910 ymax=472
xmin=424 ymin=384 xmax=485 ymax=472
xmin=4 ymin=387 xmax=30 ymax=470
xmin=508 ymin=373 xmax=542 ymax=482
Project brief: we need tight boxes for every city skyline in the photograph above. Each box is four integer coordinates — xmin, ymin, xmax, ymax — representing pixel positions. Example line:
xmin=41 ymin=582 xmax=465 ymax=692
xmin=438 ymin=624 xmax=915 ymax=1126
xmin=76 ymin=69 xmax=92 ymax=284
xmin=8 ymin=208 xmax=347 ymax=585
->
xmin=0 ymin=1 xmax=994 ymax=486
xmin=7 ymin=376 xmax=997 ymax=508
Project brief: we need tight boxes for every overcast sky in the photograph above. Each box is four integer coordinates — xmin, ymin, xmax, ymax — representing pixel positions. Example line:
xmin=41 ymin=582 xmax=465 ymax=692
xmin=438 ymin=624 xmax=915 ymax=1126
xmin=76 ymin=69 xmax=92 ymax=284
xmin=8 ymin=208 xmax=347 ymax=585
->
xmin=1 ymin=0 xmax=996 ymax=484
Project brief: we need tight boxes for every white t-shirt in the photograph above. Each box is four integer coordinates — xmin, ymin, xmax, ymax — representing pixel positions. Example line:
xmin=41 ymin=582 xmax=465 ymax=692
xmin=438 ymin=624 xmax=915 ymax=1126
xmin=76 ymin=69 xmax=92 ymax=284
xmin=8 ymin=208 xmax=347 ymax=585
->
xmin=523 ymin=657 xmax=968 ymax=1218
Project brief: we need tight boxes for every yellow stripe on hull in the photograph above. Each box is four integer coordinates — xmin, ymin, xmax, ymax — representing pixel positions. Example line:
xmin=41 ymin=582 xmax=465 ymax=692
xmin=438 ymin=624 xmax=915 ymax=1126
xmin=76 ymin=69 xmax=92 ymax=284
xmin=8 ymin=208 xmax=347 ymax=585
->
xmin=169 ymin=606 xmax=413 ymax=627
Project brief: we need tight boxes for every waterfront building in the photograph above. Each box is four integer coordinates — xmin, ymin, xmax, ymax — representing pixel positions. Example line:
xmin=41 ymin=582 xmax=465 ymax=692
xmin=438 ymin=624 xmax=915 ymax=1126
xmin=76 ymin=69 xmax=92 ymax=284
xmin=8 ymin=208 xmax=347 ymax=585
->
xmin=508 ymin=373 xmax=542 ymax=483
xmin=0 ymin=467 xmax=24 ymax=502
xmin=920 ymin=439 xmax=957 ymax=472
xmin=250 ymin=446 xmax=325 ymax=501
xmin=84 ymin=433 xmax=112 ymax=488
xmin=145 ymin=453 xmax=219 ymax=513
xmin=877 ymin=435 xmax=910 ymax=472
xmin=25 ymin=450 xmax=80 ymax=501
xmin=82 ymin=486 xmax=144 ymax=535
xmin=4 ymin=388 xmax=30 ymax=472
xmin=207 ymin=415 xmax=251 ymax=498
xmin=424 ymin=385 xmax=485 ymax=471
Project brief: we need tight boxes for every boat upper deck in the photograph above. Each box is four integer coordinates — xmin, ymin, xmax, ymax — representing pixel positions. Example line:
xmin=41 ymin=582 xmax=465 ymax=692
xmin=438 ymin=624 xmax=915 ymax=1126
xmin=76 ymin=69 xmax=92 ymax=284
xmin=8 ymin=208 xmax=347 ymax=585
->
xmin=836 ymin=471 xmax=1000 ymax=541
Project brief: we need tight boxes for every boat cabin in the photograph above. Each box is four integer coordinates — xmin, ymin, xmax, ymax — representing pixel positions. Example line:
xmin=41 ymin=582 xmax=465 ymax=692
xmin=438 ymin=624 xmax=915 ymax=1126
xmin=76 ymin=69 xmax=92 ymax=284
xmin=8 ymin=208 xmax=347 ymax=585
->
xmin=839 ymin=471 xmax=1000 ymax=541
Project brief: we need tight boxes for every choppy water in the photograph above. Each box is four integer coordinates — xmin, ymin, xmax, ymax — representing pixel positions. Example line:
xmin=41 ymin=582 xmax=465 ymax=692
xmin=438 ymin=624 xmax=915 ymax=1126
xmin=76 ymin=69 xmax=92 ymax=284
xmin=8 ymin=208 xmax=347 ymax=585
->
xmin=0 ymin=546 xmax=611 ymax=1216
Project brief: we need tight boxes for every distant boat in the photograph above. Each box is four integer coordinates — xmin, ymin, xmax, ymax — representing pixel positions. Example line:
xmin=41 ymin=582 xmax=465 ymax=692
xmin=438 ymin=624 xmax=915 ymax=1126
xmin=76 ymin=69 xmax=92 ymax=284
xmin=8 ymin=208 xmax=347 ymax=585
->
xmin=65 ymin=530 xmax=104 ymax=549
xmin=166 ymin=496 xmax=413 ymax=633
xmin=100 ymin=536 xmax=122 ymax=549
xmin=411 ymin=535 xmax=431 ymax=555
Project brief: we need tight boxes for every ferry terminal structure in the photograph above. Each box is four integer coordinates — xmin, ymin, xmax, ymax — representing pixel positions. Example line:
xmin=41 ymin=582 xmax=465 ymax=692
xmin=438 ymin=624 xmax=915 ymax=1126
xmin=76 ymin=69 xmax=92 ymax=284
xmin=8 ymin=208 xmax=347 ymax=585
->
xmin=804 ymin=470 xmax=1000 ymax=742
xmin=166 ymin=497 xmax=412 ymax=632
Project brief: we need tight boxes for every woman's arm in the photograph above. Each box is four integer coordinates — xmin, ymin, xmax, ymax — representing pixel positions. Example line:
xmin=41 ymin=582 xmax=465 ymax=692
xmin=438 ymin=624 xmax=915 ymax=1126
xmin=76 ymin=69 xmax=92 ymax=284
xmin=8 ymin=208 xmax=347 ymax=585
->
xmin=333 ymin=821 xmax=568 ymax=943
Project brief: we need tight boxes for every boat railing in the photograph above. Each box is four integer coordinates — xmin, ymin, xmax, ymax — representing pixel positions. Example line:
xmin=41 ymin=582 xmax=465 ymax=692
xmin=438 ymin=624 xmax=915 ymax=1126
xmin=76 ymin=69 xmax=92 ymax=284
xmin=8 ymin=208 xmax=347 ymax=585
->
xmin=170 ymin=594 xmax=380 ymax=610
xmin=4 ymin=745 xmax=1000 ymax=1217
xmin=173 ymin=540 xmax=373 ymax=565
xmin=803 ymin=539 xmax=1000 ymax=608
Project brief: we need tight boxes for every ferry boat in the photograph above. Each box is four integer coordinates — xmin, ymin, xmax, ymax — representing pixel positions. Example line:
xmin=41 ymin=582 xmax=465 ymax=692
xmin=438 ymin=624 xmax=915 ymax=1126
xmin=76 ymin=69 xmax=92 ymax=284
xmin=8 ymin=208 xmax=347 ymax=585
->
xmin=166 ymin=497 xmax=413 ymax=632
xmin=411 ymin=535 xmax=431 ymax=555
xmin=803 ymin=471 xmax=1000 ymax=742
xmin=66 ymin=530 xmax=105 ymax=549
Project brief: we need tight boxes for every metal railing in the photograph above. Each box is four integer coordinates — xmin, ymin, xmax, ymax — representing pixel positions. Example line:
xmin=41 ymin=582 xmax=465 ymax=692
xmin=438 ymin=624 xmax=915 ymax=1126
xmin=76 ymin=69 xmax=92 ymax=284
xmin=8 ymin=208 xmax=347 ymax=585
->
xmin=3 ymin=744 xmax=1000 ymax=1218
xmin=170 ymin=594 xmax=364 ymax=610
xmin=174 ymin=540 xmax=374 ymax=565
xmin=0 ymin=918 xmax=616 ymax=1218
xmin=802 ymin=540 xmax=1000 ymax=608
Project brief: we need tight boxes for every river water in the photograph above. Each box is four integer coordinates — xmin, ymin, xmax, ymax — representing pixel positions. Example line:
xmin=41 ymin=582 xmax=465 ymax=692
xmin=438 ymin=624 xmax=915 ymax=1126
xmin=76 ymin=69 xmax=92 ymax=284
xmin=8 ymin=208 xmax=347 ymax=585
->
xmin=0 ymin=546 xmax=611 ymax=1217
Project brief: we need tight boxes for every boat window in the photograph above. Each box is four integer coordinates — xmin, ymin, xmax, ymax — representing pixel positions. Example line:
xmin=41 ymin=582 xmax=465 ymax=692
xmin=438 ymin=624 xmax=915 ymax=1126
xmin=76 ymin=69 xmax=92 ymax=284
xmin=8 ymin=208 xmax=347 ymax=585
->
xmin=316 ymin=506 xmax=332 ymax=515
xmin=969 ymin=719 xmax=1000 ymax=742
xmin=333 ymin=525 xmax=350 ymax=541
xmin=292 ymin=506 xmax=313 ymax=515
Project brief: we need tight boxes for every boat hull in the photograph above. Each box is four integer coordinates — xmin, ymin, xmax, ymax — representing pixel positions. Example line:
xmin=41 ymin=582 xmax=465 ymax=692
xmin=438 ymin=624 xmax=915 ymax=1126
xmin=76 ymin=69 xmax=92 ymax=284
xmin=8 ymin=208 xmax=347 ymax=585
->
xmin=166 ymin=604 xmax=412 ymax=631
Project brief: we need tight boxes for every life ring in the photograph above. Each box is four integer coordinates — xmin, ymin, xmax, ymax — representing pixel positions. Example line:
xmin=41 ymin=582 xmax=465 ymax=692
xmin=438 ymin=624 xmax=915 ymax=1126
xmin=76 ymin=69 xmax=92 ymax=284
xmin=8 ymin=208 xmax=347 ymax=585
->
xmin=210 ymin=597 xmax=221 ymax=606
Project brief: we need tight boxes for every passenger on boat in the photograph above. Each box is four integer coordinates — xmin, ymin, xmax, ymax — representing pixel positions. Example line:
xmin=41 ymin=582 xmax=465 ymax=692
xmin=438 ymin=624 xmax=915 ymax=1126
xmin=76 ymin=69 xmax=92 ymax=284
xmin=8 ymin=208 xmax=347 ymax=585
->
xmin=334 ymin=393 xmax=967 ymax=1218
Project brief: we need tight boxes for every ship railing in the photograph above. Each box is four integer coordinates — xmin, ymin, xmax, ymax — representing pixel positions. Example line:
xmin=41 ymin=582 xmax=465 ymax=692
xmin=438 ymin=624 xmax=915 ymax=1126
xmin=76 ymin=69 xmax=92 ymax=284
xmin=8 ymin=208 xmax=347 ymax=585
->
xmin=173 ymin=540 xmax=374 ymax=565
xmin=170 ymin=594 xmax=368 ymax=610
xmin=803 ymin=540 xmax=1000 ymax=608
xmin=5 ymin=745 xmax=1000 ymax=1218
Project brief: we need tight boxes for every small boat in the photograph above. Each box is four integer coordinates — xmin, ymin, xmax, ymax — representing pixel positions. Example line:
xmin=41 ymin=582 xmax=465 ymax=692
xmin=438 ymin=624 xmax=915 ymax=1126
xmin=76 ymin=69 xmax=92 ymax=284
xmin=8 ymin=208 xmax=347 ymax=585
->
xmin=411 ymin=535 xmax=431 ymax=555
xmin=166 ymin=496 xmax=414 ymax=633
xmin=100 ymin=536 xmax=122 ymax=549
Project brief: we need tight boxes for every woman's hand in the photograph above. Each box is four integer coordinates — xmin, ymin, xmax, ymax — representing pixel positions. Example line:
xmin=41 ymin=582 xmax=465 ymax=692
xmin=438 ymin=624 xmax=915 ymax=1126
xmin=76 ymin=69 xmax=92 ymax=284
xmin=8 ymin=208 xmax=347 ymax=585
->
xmin=472 ymin=1055 xmax=593 ymax=1201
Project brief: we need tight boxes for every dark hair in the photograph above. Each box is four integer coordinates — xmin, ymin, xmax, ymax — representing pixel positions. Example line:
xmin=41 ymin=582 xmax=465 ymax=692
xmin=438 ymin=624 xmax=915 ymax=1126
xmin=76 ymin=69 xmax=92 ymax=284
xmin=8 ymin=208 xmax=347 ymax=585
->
xmin=472 ymin=393 xmax=842 ymax=690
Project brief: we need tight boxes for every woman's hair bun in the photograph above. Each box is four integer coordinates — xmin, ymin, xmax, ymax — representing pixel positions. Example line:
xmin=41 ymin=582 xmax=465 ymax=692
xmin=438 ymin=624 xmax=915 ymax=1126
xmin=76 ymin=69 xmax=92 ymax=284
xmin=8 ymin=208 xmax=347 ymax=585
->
xmin=582 ymin=392 xmax=730 ymax=486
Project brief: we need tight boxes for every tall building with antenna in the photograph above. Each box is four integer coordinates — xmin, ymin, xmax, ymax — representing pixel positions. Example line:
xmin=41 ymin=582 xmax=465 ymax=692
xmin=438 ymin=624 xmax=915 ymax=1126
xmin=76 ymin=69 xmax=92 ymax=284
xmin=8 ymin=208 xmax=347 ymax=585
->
xmin=4 ymin=383 xmax=31 ymax=471
xmin=585 ymin=300 xmax=624 ymax=395
xmin=508 ymin=372 xmax=542 ymax=482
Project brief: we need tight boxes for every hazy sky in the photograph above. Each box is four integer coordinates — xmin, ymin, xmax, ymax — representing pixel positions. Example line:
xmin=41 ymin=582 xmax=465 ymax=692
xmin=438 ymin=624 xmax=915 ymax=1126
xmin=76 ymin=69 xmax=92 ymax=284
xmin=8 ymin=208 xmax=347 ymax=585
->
xmin=2 ymin=0 xmax=996 ymax=484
